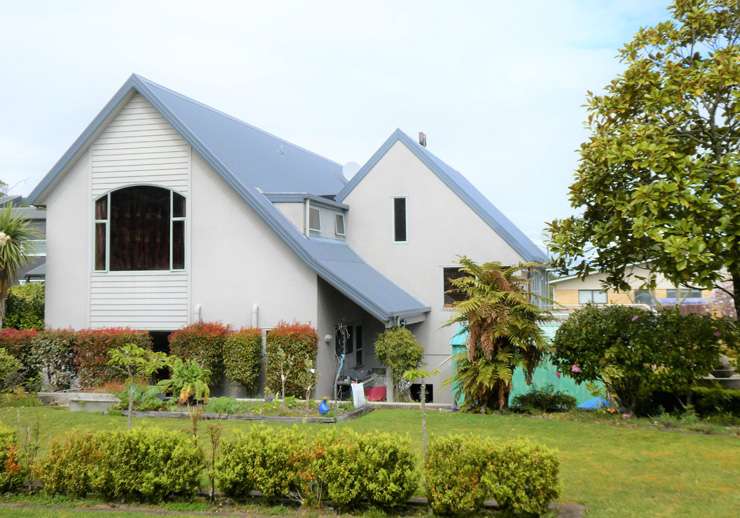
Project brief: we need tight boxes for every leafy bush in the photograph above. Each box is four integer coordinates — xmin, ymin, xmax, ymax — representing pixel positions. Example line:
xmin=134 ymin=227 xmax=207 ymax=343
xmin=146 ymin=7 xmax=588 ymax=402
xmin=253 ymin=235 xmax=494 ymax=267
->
xmin=424 ymin=435 xmax=490 ymax=515
xmin=0 ymin=328 xmax=40 ymax=391
xmin=74 ymin=329 xmax=152 ymax=388
xmin=3 ymin=283 xmax=44 ymax=330
xmin=374 ymin=327 xmax=423 ymax=396
xmin=216 ymin=426 xmax=417 ymax=510
xmin=552 ymin=306 xmax=730 ymax=413
xmin=483 ymin=439 xmax=560 ymax=515
xmin=205 ymin=396 xmax=248 ymax=415
xmin=691 ymin=386 xmax=740 ymax=417
xmin=0 ymin=347 xmax=22 ymax=391
xmin=169 ymin=322 xmax=229 ymax=385
xmin=37 ymin=428 xmax=203 ymax=502
xmin=31 ymin=330 xmax=76 ymax=391
xmin=512 ymin=384 xmax=577 ymax=413
xmin=265 ymin=322 xmax=317 ymax=398
xmin=36 ymin=432 xmax=105 ymax=497
xmin=158 ymin=358 xmax=210 ymax=404
xmin=116 ymin=385 xmax=169 ymax=412
xmin=0 ymin=423 xmax=24 ymax=492
xmin=223 ymin=328 xmax=261 ymax=393
xmin=425 ymin=435 xmax=560 ymax=516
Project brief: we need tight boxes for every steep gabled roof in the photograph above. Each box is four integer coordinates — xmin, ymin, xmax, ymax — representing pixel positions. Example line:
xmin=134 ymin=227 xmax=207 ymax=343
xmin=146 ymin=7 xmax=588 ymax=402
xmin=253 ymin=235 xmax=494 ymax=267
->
xmin=336 ymin=129 xmax=548 ymax=263
xmin=28 ymin=75 xmax=427 ymax=323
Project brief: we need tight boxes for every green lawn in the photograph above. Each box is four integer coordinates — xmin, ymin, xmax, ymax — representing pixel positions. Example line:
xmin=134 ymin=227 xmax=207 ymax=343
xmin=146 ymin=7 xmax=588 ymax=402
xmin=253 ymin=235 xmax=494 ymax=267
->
xmin=1 ymin=406 xmax=738 ymax=517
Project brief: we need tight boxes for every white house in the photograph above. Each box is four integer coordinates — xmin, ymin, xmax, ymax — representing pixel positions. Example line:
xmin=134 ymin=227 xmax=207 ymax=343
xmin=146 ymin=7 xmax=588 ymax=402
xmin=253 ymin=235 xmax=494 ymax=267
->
xmin=28 ymin=74 xmax=547 ymax=403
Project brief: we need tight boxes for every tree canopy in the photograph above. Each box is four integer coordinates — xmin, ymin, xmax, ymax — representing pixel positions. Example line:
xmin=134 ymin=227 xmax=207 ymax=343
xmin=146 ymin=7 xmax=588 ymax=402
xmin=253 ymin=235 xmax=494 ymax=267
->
xmin=547 ymin=0 xmax=739 ymax=316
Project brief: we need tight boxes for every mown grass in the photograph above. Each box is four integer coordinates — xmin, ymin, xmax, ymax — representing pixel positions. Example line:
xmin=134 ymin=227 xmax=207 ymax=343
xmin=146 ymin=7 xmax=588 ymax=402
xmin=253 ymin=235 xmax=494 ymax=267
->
xmin=0 ymin=406 xmax=738 ymax=517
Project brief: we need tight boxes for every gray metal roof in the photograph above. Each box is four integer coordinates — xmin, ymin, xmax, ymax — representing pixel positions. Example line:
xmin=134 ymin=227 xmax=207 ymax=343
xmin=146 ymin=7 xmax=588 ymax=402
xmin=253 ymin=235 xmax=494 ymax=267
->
xmin=337 ymin=129 xmax=548 ymax=263
xmin=28 ymin=75 xmax=427 ymax=323
xmin=24 ymin=261 xmax=46 ymax=278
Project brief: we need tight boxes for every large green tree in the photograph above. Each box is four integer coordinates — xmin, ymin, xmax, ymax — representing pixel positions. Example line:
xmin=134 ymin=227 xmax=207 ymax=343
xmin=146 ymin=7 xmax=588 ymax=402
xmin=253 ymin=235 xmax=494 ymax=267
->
xmin=0 ymin=207 xmax=35 ymax=325
xmin=548 ymin=0 xmax=739 ymax=316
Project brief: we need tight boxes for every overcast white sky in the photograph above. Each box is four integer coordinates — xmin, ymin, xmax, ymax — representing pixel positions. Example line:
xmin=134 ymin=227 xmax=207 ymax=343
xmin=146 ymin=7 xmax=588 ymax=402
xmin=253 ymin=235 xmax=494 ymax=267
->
xmin=0 ymin=0 xmax=670 ymax=247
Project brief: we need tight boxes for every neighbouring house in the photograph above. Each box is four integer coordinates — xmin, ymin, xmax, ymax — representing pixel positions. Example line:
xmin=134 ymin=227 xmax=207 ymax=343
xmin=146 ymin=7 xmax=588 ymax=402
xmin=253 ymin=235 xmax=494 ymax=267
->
xmin=28 ymin=74 xmax=547 ymax=403
xmin=549 ymin=264 xmax=712 ymax=312
xmin=0 ymin=195 xmax=46 ymax=283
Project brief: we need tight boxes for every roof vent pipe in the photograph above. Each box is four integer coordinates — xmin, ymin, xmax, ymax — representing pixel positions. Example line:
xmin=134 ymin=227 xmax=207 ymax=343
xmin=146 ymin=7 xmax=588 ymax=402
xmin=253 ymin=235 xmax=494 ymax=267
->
xmin=418 ymin=132 xmax=427 ymax=147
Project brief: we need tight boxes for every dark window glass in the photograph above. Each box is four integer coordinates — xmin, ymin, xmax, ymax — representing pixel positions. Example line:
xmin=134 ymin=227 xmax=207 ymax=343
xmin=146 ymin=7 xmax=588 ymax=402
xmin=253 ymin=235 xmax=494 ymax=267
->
xmin=172 ymin=220 xmax=185 ymax=270
xmin=95 ymin=196 xmax=107 ymax=220
xmin=355 ymin=325 xmax=363 ymax=366
xmin=173 ymin=192 xmax=186 ymax=218
xmin=443 ymin=267 xmax=467 ymax=306
xmin=110 ymin=186 xmax=170 ymax=271
xmin=634 ymin=289 xmax=653 ymax=306
xmin=410 ymin=383 xmax=433 ymax=403
xmin=95 ymin=223 xmax=106 ymax=270
xmin=345 ymin=325 xmax=354 ymax=354
xmin=394 ymin=198 xmax=406 ymax=241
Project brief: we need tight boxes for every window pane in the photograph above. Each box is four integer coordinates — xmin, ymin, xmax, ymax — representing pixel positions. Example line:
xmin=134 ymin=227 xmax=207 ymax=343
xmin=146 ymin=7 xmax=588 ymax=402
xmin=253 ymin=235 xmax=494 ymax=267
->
xmin=345 ymin=325 xmax=353 ymax=354
xmin=309 ymin=207 xmax=321 ymax=232
xmin=688 ymin=288 xmax=702 ymax=298
xmin=593 ymin=290 xmax=608 ymax=304
xmin=110 ymin=186 xmax=170 ymax=271
xmin=443 ymin=267 xmax=466 ymax=305
xmin=394 ymin=198 xmax=406 ymax=241
xmin=634 ymin=290 xmax=653 ymax=305
xmin=578 ymin=290 xmax=592 ymax=304
xmin=335 ymin=214 xmax=345 ymax=235
xmin=172 ymin=220 xmax=185 ymax=270
xmin=95 ymin=196 xmax=107 ymax=220
xmin=173 ymin=192 xmax=186 ymax=218
xmin=95 ymin=223 xmax=106 ymax=270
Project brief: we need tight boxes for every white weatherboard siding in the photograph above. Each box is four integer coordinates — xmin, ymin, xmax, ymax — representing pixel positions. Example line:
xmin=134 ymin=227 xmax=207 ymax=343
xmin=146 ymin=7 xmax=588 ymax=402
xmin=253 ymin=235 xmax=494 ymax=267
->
xmin=88 ymin=94 xmax=191 ymax=330
xmin=344 ymin=141 xmax=525 ymax=403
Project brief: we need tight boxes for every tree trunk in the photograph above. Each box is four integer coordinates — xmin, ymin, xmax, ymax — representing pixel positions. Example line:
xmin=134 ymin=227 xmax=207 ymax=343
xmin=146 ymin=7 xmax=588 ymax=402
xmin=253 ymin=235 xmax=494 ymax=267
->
xmin=127 ymin=383 xmax=134 ymax=429
xmin=420 ymin=382 xmax=428 ymax=461
xmin=733 ymin=270 xmax=740 ymax=321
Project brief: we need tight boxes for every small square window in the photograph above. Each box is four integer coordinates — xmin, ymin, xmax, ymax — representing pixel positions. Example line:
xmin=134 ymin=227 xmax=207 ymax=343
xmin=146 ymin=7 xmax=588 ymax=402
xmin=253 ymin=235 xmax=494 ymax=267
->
xmin=335 ymin=213 xmax=345 ymax=236
xmin=308 ymin=207 xmax=321 ymax=233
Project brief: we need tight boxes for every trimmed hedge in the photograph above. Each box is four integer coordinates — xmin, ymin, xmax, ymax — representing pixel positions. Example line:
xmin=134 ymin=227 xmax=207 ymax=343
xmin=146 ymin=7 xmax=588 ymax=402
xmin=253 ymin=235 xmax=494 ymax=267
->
xmin=425 ymin=435 xmax=560 ymax=516
xmin=37 ymin=428 xmax=204 ymax=502
xmin=374 ymin=327 xmax=423 ymax=394
xmin=4 ymin=283 xmax=44 ymax=330
xmin=223 ymin=327 xmax=261 ymax=393
xmin=0 ymin=329 xmax=41 ymax=391
xmin=31 ymin=330 xmax=77 ymax=391
xmin=216 ymin=426 xmax=417 ymax=510
xmin=692 ymin=386 xmax=740 ymax=417
xmin=0 ymin=347 xmax=22 ymax=391
xmin=0 ymin=423 xmax=24 ymax=492
xmin=74 ymin=329 xmax=152 ymax=388
xmin=265 ymin=322 xmax=317 ymax=398
xmin=169 ymin=322 xmax=230 ymax=385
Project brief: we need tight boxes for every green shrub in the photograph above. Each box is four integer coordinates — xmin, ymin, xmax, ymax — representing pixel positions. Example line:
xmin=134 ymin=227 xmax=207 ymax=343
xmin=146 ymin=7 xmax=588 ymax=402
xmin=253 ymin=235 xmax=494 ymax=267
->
xmin=691 ymin=386 xmax=740 ymax=417
xmin=0 ymin=423 xmax=24 ymax=492
xmin=265 ymin=322 xmax=317 ymax=398
xmin=169 ymin=322 xmax=229 ymax=386
xmin=37 ymin=428 xmax=203 ymax=502
xmin=223 ymin=328 xmax=261 ymax=393
xmin=116 ymin=385 xmax=168 ymax=412
xmin=0 ymin=329 xmax=41 ymax=391
xmin=74 ymin=329 xmax=152 ymax=388
xmin=424 ymin=435 xmax=491 ymax=515
xmin=0 ymin=347 xmax=22 ymax=391
xmin=483 ymin=439 xmax=560 ymax=515
xmin=158 ymin=358 xmax=210 ymax=405
xmin=512 ymin=384 xmax=577 ymax=413
xmin=3 ymin=283 xmax=44 ymax=330
xmin=31 ymin=330 xmax=76 ymax=391
xmin=425 ymin=435 xmax=560 ymax=516
xmin=216 ymin=426 xmax=417 ymax=510
xmin=205 ymin=396 xmax=248 ymax=415
xmin=374 ymin=327 xmax=423 ymax=396
xmin=35 ymin=432 xmax=105 ymax=497
xmin=552 ymin=306 xmax=729 ymax=413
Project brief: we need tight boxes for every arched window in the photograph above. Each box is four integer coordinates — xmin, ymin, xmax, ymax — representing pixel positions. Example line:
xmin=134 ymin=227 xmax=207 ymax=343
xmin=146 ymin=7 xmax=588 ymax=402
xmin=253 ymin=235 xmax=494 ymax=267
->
xmin=94 ymin=186 xmax=186 ymax=271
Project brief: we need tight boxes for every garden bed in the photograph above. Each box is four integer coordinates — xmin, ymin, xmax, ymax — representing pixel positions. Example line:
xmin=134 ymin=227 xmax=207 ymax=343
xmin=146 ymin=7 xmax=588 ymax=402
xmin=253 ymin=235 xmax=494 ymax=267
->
xmin=122 ymin=405 xmax=373 ymax=423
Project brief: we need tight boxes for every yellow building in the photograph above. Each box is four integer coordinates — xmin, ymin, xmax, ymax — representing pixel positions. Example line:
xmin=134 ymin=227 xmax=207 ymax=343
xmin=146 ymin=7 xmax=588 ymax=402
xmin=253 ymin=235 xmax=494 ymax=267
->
xmin=549 ymin=265 xmax=711 ymax=310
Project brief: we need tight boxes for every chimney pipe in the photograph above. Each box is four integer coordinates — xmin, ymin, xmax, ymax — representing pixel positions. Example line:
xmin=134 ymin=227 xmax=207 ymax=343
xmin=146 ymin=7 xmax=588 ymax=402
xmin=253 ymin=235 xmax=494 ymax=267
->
xmin=418 ymin=132 xmax=427 ymax=147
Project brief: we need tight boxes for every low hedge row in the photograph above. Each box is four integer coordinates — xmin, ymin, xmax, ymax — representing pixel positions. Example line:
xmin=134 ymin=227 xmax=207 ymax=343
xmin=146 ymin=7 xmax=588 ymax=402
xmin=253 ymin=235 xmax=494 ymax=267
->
xmin=223 ymin=328 xmax=262 ymax=393
xmin=425 ymin=435 xmax=560 ymax=515
xmin=0 ymin=425 xmax=560 ymax=512
xmin=169 ymin=322 xmax=230 ymax=384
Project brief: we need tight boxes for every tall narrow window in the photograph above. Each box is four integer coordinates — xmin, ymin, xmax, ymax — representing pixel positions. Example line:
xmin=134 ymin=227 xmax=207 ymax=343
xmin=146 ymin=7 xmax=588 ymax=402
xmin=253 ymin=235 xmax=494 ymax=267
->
xmin=94 ymin=187 xmax=186 ymax=272
xmin=393 ymin=197 xmax=406 ymax=242
xmin=443 ymin=267 xmax=467 ymax=306
xmin=335 ymin=213 xmax=345 ymax=237
xmin=308 ymin=206 xmax=321 ymax=233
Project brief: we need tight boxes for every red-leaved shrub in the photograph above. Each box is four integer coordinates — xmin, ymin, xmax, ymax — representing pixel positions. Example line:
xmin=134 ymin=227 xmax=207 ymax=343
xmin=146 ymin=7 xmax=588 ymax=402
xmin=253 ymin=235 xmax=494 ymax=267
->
xmin=74 ymin=328 xmax=152 ymax=388
xmin=265 ymin=322 xmax=318 ymax=398
xmin=0 ymin=328 xmax=41 ymax=390
xmin=168 ymin=322 xmax=230 ymax=384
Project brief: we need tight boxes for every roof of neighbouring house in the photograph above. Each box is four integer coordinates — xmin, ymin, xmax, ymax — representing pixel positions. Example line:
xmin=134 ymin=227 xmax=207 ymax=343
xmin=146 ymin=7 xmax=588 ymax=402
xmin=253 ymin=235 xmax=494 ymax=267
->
xmin=337 ymin=129 xmax=548 ymax=263
xmin=28 ymin=74 xmax=427 ymax=323
xmin=24 ymin=262 xmax=46 ymax=278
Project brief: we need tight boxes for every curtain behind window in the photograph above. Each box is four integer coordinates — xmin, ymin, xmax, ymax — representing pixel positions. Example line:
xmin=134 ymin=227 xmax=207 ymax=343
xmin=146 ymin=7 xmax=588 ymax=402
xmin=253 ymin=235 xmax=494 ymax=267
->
xmin=110 ymin=186 xmax=170 ymax=270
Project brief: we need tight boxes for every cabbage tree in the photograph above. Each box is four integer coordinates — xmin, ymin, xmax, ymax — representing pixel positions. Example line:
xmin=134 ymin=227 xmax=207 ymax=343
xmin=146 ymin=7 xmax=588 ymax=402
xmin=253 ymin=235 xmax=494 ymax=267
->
xmin=0 ymin=206 xmax=35 ymax=326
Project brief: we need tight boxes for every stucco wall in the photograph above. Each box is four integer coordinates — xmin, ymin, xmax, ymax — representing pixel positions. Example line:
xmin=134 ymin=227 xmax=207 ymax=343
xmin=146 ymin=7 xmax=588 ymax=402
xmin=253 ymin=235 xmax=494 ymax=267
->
xmin=44 ymin=150 xmax=90 ymax=328
xmin=343 ymin=141 xmax=527 ymax=403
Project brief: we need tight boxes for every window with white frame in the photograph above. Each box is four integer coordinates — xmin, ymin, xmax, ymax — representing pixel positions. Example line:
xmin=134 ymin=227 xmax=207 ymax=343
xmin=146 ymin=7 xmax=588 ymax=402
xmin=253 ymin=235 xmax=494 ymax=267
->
xmin=666 ymin=287 xmax=703 ymax=299
xmin=578 ymin=289 xmax=607 ymax=305
xmin=94 ymin=186 xmax=186 ymax=271
xmin=334 ymin=213 xmax=345 ymax=237
xmin=308 ymin=206 xmax=321 ymax=233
